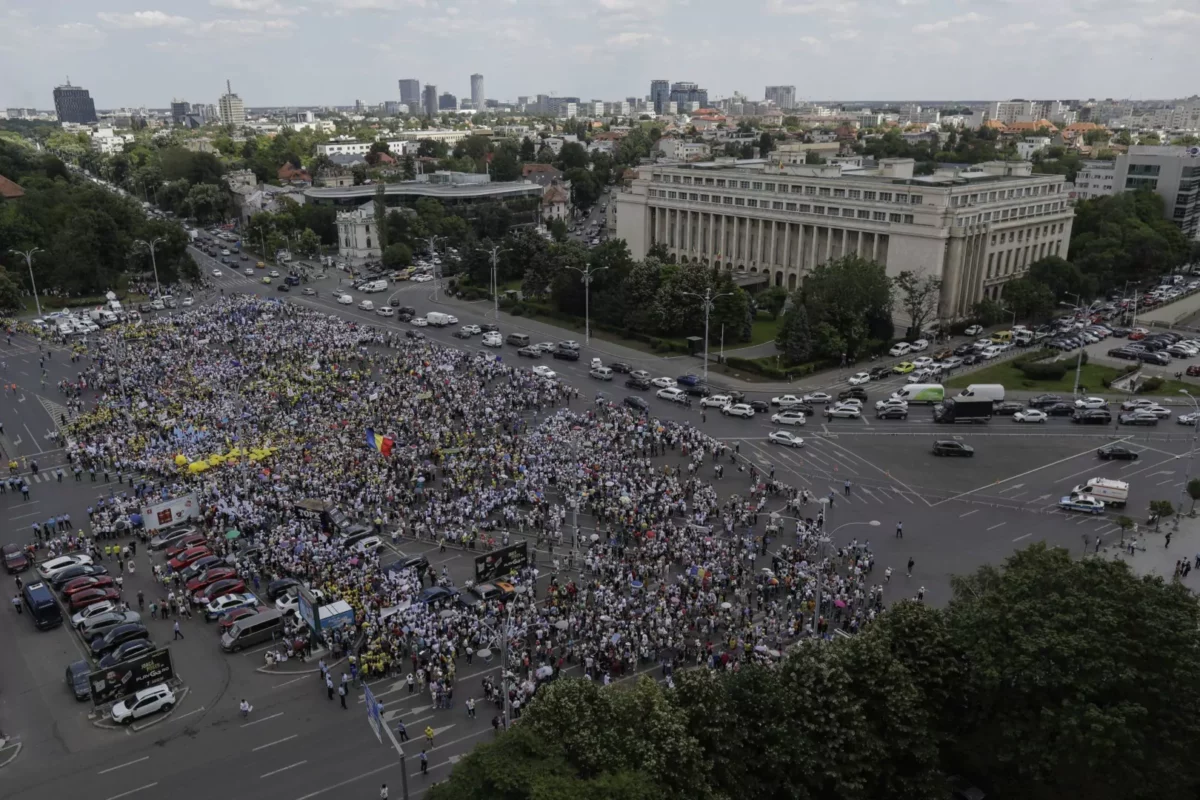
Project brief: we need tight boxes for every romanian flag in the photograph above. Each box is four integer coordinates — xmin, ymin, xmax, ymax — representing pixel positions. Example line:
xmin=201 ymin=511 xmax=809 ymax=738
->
xmin=366 ymin=428 xmax=394 ymax=457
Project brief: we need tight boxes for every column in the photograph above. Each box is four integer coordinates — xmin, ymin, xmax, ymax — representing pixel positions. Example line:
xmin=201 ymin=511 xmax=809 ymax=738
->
xmin=796 ymin=224 xmax=806 ymax=271
xmin=767 ymin=220 xmax=777 ymax=267
xmin=810 ymin=225 xmax=819 ymax=267
xmin=782 ymin=222 xmax=791 ymax=271
xmin=824 ymin=226 xmax=833 ymax=262
xmin=871 ymin=232 xmax=880 ymax=262
xmin=856 ymin=230 xmax=864 ymax=257
xmin=840 ymin=229 xmax=848 ymax=260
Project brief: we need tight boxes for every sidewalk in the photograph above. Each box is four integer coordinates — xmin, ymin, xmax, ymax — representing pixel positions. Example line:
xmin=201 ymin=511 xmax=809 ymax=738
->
xmin=1103 ymin=514 xmax=1200 ymax=588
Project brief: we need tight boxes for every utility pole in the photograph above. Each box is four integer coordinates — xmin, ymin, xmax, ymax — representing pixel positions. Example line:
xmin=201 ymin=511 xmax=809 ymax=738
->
xmin=9 ymin=248 xmax=44 ymax=318
xmin=1061 ymin=294 xmax=1085 ymax=397
xmin=478 ymin=245 xmax=507 ymax=319
xmin=425 ymin=235 xmax=443 ymax=302
xmin=134 ymin=237 xmax=166 ymax=299
xmin=681 ymin=287 xmax=733 ymax=386
xmin=1176 ymin=390 xmax=1200 ymax=531
xmin=563 ymin=263 xmax=608 ymax=345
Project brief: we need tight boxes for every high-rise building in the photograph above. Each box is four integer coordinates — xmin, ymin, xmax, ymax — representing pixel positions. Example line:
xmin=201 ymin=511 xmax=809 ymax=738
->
xmin=218 ymin=80 xmax=246 ymax=126
xmin=668 ymin=82 xmax=707 ymax=112
xmin=764 ymin=85 xmax=796 ymax=110
xmin=650 ymin=80 xmax=670 ymax=114
xmin=53 ymin=79 xmax=97 ymax=124
xmin=439 ymin=92 xmax=458 ymax=110
xmin=399 ymin=79 xmax=421 ymax=107
xmin=422 ymin=85 xmax=439 ymax=118
xmin=170 ymin=100 xmax=191 ymax=125
xmin=987 ymin=100 xmax=1038 ymax=125
xmin=1074 ymin=146 xmax=1200 ymax=240
xmin=470 ymin=74 xmax=484 ymax=109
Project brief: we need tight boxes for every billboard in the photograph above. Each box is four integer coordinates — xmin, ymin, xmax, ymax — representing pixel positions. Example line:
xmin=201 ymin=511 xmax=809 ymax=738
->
xmin=89 ymin=647 xmax=175 ymax=706
xmin=141 ymin=493 xmax=200 ymax=532
xmin=474 ymin=542 xmax=529 ymax=583
xmin=298 ymin=587 xmax=318 ymax=632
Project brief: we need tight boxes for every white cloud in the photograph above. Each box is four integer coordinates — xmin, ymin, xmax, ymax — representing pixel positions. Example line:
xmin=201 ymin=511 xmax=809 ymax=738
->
xmin=605 ymin=30 xmax=670 ymax=47
xmin=313 ymin=0 xmax=424 ymax=11
xmin=829 ymin=27 xmax=859 ymax=39
xmin=1145 ymin=8 xmax=1200 ymax=26
xmin=56 ymin=22 xmax=108 ymax=43
xmin=913 ymin=10 xmax=985 ymax=32
xmin=97 ymin=10 xmax=192 ymax=28
xmin=1060 ymin=19 xmax=1144 ymax=40
xmin=1000 ymin=20 xmax=1037 ymax=33
xmin=209 ymin=0 xmax=306 ymax=13
xmin=766 ymin=0 xmax=855 ymax=15
xmin=193 ymin=17 xmax=299 ymax=35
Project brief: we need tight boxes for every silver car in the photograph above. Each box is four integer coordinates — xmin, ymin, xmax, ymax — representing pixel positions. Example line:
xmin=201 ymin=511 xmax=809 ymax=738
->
xmin=81 ymin=610 xmax=142 ymax=639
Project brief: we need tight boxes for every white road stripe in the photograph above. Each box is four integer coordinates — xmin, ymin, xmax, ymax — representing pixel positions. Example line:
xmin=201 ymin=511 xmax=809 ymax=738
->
xmin=99 ymin=756 xmax=149 ymax=774
xmin=261 ymin=761 xmax=308 ymax=779
xmin=252 ymin=734 xmax=298 ymax=751
xmin=241 ymin=712 xmax=283 ymax=728
xmin=960 ymin=509 xmax=978 ymax=518
xmin=1012 ymin=533 xmax=1033 ymax=542
xmin=987 ymin=522 xmax=1006 ymax=531
xmin=104 ymin=784 xmax=158 ymax=800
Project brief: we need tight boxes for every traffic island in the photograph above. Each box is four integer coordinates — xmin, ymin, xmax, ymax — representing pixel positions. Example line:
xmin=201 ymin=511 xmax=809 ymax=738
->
xmin=90 ymin=683 xmax=189 ymax=732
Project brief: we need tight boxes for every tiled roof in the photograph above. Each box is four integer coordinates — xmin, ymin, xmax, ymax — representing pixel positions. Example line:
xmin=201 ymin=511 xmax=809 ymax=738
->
xmin=0 ymin=174 xmax=25 ymax=199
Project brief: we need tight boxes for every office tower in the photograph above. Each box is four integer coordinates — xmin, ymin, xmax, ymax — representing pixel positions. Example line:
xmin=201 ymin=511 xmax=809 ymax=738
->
xmin=422 ymin=85 xmax=438 ymax=118
xmin=764 ymin=85 xmax=796 ymax=110
xmin=650 ymin=79 xmax=669 ymax=114
xmin=399 ymin=79 xmax=420 ymax=106
xmin=170 ymin=100 xmax=191 ymax=125
xmin=53 ymin=79 xmax=98 ymax=124
xmin=218 ymin=79 xmax=246 ymax=126
xmin=669 ymin=81 xmax=707 ymax=111
xmin=439 ymin=92 xmax=458 ymax=110
xmin=470 ymin=74 xmax=484 ymax=109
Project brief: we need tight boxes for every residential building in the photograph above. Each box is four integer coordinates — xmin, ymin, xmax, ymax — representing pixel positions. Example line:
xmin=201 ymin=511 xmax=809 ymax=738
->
xmin=384 ymin=101 xmax=403 ymax=115
xmin=986 ymin=100 xmax=1038 ymax=126
xmin=1015 ymin=137 xmax=1052 ymax=160
xmin=764 ymin=85 xmax=796 ymax=110
xmin=651 ymin=80 xmax=670 ymax=115
xmin=90 ymin=126 xmax=127 ymax=155
xmin=522 ymin=163 xmax=563 ymax=188
xmin=218 ymin=81 xmax=246 ymax=127
xmin=470 ymin=74 xmax=484 ymax=108
xmin=337 ymin=205 xmax=382 ymax=263
xmin=615 ymin=157 xmax=1074 ymax=324
xmin=1118 ymin=146 xmax=1200 ymax=240
xmin=422 ymin=85 xmax=439 ymax=118
xmin=1071 ymin=160 xmax=1117 ymax=201
xmin=658 ymin=139 xmax=711 ymax=162
xmin=439 ymin=93 xmax=458 ymax=111
xmin=305 ymin=176 xmax=544 ymax=227
xmin=315 ymin=139 xmax=416 ymax=157
xmin=399 ymin=79 xmax=421 ymax=107
xmin=393 ymin=129 xmax=470 ymax=146
xmin=170 ymin=100 xmax=191 ymax=125
xmin=53 ymin=80 xmax=97 ymax=124
xmin=183 ymin=138 xmax=216 ymax=154
xmin=542 ymin=183 xmax=571 ymax=222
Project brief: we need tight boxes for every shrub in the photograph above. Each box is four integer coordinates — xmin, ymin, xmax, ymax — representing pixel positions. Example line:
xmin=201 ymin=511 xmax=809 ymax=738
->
xmin=1017 ymin=362 xmax=1067 ymax=381
xmin=509 ymin=304 xmax=525 ymax=317
xmin=1139 ymin=376 xmax=1164 ymax=394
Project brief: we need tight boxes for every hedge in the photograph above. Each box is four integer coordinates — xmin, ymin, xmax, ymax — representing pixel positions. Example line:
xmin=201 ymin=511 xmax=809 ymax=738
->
xmin=1018 ymin=362 xmax=1067 ymax=380
xmin=504 ymin=298 xmax=694 ymax=355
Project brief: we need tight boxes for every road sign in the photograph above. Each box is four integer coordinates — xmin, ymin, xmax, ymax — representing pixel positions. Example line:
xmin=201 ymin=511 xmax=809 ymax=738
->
xmin=364 ymin=684 xmax=383 ymax=744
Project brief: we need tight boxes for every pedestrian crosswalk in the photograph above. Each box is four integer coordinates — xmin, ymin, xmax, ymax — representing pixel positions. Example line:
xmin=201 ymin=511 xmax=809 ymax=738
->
xmin=39 ymin=396 xmax=78 ymax=435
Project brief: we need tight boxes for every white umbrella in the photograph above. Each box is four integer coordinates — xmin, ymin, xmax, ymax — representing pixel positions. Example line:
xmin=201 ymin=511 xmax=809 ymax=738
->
xmin=554 ymin=619 xmax=569 ymax=630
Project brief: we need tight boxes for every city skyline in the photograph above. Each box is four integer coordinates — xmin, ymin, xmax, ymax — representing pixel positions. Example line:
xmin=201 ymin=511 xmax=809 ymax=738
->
xmin=1 ymin=0 xmax=1198 ymax=109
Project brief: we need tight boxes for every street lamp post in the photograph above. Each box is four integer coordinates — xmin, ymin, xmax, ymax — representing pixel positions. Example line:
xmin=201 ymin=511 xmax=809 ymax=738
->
xmin=134 ymin=237 xmax=166 ymax=299
xmin=478 ymin=245 xmax=507 ymax=319
xmin=9 ymin=248 xmax=44 ymax=318
xmin=425 ymin=235 xmax=443 ymax=302
xmin=563 ymin=264 xmax=608 ymax=346
xmin=1060 ymin=294 xmax=1085 ymax=397
xmin=1176 ymin=390 xmax=1200 ymax=530
xmin=680 ymin=287 xmax=733 ymax=386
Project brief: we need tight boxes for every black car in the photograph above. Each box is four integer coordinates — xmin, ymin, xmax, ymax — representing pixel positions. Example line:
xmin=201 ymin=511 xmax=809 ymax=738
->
xmin=552 ymin=348 xmax=580 ymax=361
xmin=1028 ymin=394 xmax=1064 ymax=408
xmin=480 ymin=324 xmax=499 ymax=333
xmin=1118 ymin=411 xmax=1159 ymax=426
xmin=277 ymin=284 xmax=289 ymax=292
xmin=452 ymin=329 xmax=471 ymax=339
xmin=1098 ymin=444 xmax=1139 ymax=461
xmin=624 ymin=396 xmax=649 ymax=411
xmin=517 ymin=346 xmax=542 ymax=358
xmin=66 ymin=660 xmax=91 ymax=701
xmin=868 ymin=366 xmax=891 ymax=380
xmin=49 ymin=564 xmax=109 ymax=590
xmin=1138 ymin=351 xmax=1171 ymax=366
xmin=1072 ymin=409 xmax=1112 ymax=425
xmin=417 ymin=586 xmax=460 ymax=605
xmin=838 ymin=387 xmax=868 ymax=402
xmin=399 ymin=306 xmax=416 ymax=317
xmin=609 ymin=362 xmax=633 ymax=374
xmin=397 ymin=312 xmax=414 ymax=323
xmin=684 ymin=383 xmax=711 ymax=397
xmin=876 ymin=406 xmax=908 ymax=420
xmin=1044 ymin=402 xmax=1075 ymax=417
xmin=962 ymin=354 xmax=983 ymax=366
xmin=625 ymin=376 xmax=652 ymax=390
xmin=1111 ymin=328 xmax=1131 ymax=337
xmin=138 ymin=302 xmax=153 ymax=313
xmin=992 ymin=402 xmax=1026 ymax=416
xmin=405 ymin=330 xmax=425 ymax=340
xmin=98 ymin=638 xmax=156 ymax=669
xmin=722 ymin=389 xmax=747 ymax=403
xmin=749 ymin=400 xmax=770 ymax=413
xmin=90 ymin=623 xmax=151 ymax=656
xmin=1108 ymin=348 xmax=1138 ymax=360
xmin=932 ymin=440 xmax=974 ymax=457
xmin=953 ymin=344 xmax=975 ymax=356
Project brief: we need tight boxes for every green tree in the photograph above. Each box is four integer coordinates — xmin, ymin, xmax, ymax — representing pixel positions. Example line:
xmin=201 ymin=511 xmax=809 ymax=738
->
xmin=759 ymin=131 xmax=774 ymax=156
xmin=1028 ymin=255 xmax=1095 ymax=301
xmin=0 ymin=267 xmax=22 ymax=310
xmin=759 ymin=285 xmax=788 ymax=320
xmin=547 ymin=217 xmax=568 ymax=242
xmin=971 ymin=297 xmax=1008 ymax=325
xmin=183 ymin=182 xmax=230 ymax=223
xmin=295 ymin=228 xmax=321 ymax=257
xmin=490 ymin=143 xmax=521 ymax=182
xmin=566 ymin=168 xmax=601 ymax=209
xmin=402 ymin=154 xmax=416 ymax=181
xmin=775 ymin=301 xmax=813 ymax=364
xmin=518 ymin=136 xmax=536 ymax=162
xmin=1116 ymin=515 xmax=1134 ymax=543
xmin=1000 ymin=277 xmax=1055 ymax=321
xmin=381 ymin=242 xmax=412 ymax=269
xmin=893 ymin=270 xmax=942 ymax=338
xmin=798 ymin=255 xmax=893 ymax=359
xmin=1149 ymin=499 xmax=1175 ymax=529
xmin=373 ymin=183 xmax=388 ymax=251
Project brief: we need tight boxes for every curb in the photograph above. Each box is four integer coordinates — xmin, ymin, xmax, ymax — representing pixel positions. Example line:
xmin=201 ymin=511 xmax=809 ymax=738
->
xmin=256 ymin=654 xmax=346 ymax=676
xmin=0 ymin=741 xmax=22 ymax=769
xmin=91 ymin=685 xmax=190 ymax=732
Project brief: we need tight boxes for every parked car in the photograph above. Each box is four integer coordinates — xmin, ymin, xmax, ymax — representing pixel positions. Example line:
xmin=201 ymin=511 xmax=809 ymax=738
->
xmin=110 ymin=684 xmax=176 ymax=725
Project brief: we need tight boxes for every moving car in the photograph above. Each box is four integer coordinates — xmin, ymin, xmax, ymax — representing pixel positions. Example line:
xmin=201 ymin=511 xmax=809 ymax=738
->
xmin=1074 ymin=396 xmax=1108 ymax=409
xmin=1012 ymin=409 xmax=1048 ymax=423
xmin=1058 ymin=495 xmax=1106 ymax=515
xmin=1118 ymin=410 xmax=1158 ymax=426
xmin=1097 ymin=444 xmax=1139 ymax=460
xmin=893 ymin=362 xmax=915 ymax=374
xmin=876 ymin=405 xmax=909 ymax=420
xmin=700 ymin=394 xmax=732 ymax=408
xmin=825 ymin=402 xmax=862 ymax=419
xmin=770 ymin=411 xmax=806 ymax=426
xmin=889 ymin=342 xmax=912 ymax=357
xmin=212 ymin=269 xmax=223 ymax=277
xmin=337 ymin=294 xmax=354 ymax=305
xmin=623 ymin=396 xmax=649 ymax=411
xmin=652 ymin=377 xmax=675 ymax=389
xmin=848 ymin=372 xmax=871 ymax=385
xmin=1028 ymin=394 xmax=1065 ymax=408
xmin=1072 ymin=409 xmax=1112 ymax=425
xmin=66 ymin=660 xmax=92 ymax=701
xmin=768 ymin=430 xmax=805 ymax=448
xmin=803 ymin=392 xmax=833 ymax=404
xmin=376 ymin=306 xmax=395 ymax=317
xmin=965 ymin=324 xmax=983 ymax=336
xmin=111 ymin=684 xmax=175 ymax=725
xmin=517 ymin=346 xmax=542 ymax=358
xmin=657 ymin=387 xmax=687 ymax=403
xmin=1178 ymin=411 xmax=1200 ymax=426
xmin=532 ymin=365 xmax=557 ymax=379
xmin=482 ymin=332 xmax=503 ymax=348
xmin=205 ymin=592 xmax=261 ymax=621
xmin=721 ymin=403 xmax=755 ymax=418
xmin=932 ymin=440 xmax=974 ymax=457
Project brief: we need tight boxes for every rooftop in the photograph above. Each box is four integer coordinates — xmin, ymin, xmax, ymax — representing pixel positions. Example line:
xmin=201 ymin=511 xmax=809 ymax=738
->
xmin=0 ymin=174 xmax=25 ymax=199
xmin=304 ymin=179 xmax=542 ymax=203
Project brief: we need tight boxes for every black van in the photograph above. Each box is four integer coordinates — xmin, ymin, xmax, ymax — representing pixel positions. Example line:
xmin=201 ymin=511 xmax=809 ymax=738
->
xmin=23 ymin=581 xmax=63 ymax=630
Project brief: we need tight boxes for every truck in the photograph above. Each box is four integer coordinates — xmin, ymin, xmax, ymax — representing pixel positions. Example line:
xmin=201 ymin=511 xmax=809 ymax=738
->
xmin=1070 ymin=478 xmax=1129 ymax=508
xmin=955 ymin=384 xmax=1006 ymax=404
xmin=890 ymin=383 xmax=944 ymax=405
xmin=932 ymin=398 xmax=993 ymax=424
xmin=426 ymin=312 xmax=451 ymax=327
xmin=362 ymin=280 xmax=388 ymax=293
xmin=87 ymin=308 xmax=118 ymax=327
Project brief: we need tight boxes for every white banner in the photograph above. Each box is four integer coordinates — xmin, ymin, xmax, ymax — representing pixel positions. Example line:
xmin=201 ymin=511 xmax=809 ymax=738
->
xmin=142 ymin=493 xmax=200 ymax=532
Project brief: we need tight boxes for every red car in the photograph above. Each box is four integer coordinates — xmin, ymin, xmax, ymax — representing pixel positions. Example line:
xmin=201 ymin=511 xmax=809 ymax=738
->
xmin=69 ymin=587 xmax=121 ymax=612
xmin=168 ymin=546 xmax=213 ymax=572
xmin=165 ymin=533 xmax=208 ymax=559
xmin=2 ymin=543 xmax=30 ymax=574
xmin=191 ymin=578 xmax=246 ymax=606
xmin=1188 ymin=365 xmax=1200 ymax=377
xmin=217 ymin=606 xmax=267 ymax=634
xmin=185 ymin=567 xmax=238 ymax=595
xmin=61 ymin=575 xmax=116 ymax=596
xmin=1129 ymin=331 xmax=1147 ymax=341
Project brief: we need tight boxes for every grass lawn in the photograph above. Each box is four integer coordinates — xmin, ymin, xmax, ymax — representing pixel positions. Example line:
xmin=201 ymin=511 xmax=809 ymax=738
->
xmin=748 ymin=317 xmax=781 ymax=347
xmin=945 ymin=362 xmax=1125 ymax=394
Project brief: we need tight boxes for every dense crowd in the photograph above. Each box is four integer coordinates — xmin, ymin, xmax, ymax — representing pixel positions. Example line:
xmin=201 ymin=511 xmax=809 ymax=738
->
xmin=8 ymin=296 xmax=888 ymax=716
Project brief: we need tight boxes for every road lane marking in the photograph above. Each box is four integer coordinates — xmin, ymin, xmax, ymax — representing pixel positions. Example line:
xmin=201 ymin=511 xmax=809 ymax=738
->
xmin=294 ymin=762 xmax=395 ymax=800
xmin=242 ymin=712 xmax=283 ymax=727
xmin=261 ymin=760 xmax=308 ymax=778
xmin=930 ymin=443 xmax=1099 ymax=508
xmin=253 ymin=734 xmax=298 ymax=752
xmin=99 ymin=756 xmax=149 ymax=774
xmin=959 ymin=509 xmax=977 ymax=518
xmin=987 ymin=522 xmax=1006 ymax=531
xmin=273 ymin=676 xmax=308 ymax=689
xmin=104 ymin=784 xmax=158 ymax=800
xmin=171 ymin=706 xmax=205 ymax=722
xmin=1013 ymin=533 xmax=1033 ymax=542
xmin=997 ymin=483 xmax=1025 ymax=493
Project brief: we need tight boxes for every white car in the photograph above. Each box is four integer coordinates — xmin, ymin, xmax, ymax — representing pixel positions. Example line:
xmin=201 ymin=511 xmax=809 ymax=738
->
xmin=911 ymin=357 xmax=934 ymax=369
xmin=482 ymin=333 xmax=503 ymax=347
xmin=1013 ymin=409 xmax=1048 ymax=423
xmin=771 ymin=394 xmax=802 ymax=406
xmin=848 ymin=372 xmax=870 ymax=385
xmin=412 ymin=274 xmax=434 ymax=283
xmin=354 ymin=536 xmax=383 ymax=554
xmin=212 ymin=269 xmax=223 ymax=277
xmin=269 ymin=270 xmax=281 ymax=278
xmin=376 ymin=306 xmax=395 ymax=317
xmin=825 ymin=402 xmax=862 ymax=419
xmin=206 ymin=592 xmax=260 ymax=620
xmin=1074 ymin=396 xmax=1108 ymax=409
xmin=875 ymin=397 xmax=908 ymax=410
xmin=1144 ymin=404 xmax=1173 ymax=419
xmin=964 ymin=325 xmax=983 ymax=336
xmin=651 ymin=377 xmax=675 ymax=389
xmin=111 ymin=684 xmax=176 ymax=725
xmin=71 ymin=600 xmax=117 ymax=627
xmin=531 ymin=365 xmax=557 ymax=379
xmin=722 ymin=403 xmax=755 ymax=418
xmin=358 ymin=300 xmax=374 ymax=311
xmin=657 ymin=387 xmax=687 ymax=403
xmin=889 ymin=342 xmax=912 ymax=357
xmin=244 ymin=268 xmax=254 ymax=276
xmin=411 ymin=317 xmax=428 ymax=327
xmin=771 ymin=412 xmax=807 ymax=426
xmin=181 ymin=297 xmax=194 ymax=307
xmin=560 ymin=340 xmax=581 ymax=351
xmin=768 ymin=430 xmax=805 ymax=448
xmin=221 ymin=249 xmax=230 ymax=256
xmin=700 ymin=394 xmax=731 ymax=408
xmin=463 ymin=324 xmax=481 ymax=335
xmin=38 ymin=554 xmax=94 ymax=580
xmin=446 ymin=315 xmax=458 ymax=324
xmin=803 ymin=392 xmax=833 ymax=404
xmin=1178 ymin=411 xmax=1200 ymax=426
xmin=337 ymin=294 xmax=354 ymax=305
xmin=910 ymin=339 xmax=930 ymax=351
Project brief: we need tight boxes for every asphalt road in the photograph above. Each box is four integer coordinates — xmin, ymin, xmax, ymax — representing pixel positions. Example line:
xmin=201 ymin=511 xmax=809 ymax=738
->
xmin=3 ymin=246 xmax=1198 ymax=797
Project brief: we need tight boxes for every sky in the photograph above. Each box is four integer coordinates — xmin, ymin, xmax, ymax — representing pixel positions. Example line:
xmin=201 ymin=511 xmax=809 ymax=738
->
xmin=1 ymin=0 xmax=1198 ymax=110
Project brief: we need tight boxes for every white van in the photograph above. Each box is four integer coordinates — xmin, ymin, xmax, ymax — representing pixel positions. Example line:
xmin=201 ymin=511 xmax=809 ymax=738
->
xmin=890 ymin=384 xmax=944 ymax=404
xmin=1014 ymin=330 xmax=1034 ymax=346
xmin=589 ymin=366 xmax=613 ymax=381
xmin=1071 ymin=478 xmax=1129 ymax=508
xmin=956 ymin=384 xmax=1006 ymax=404
xmin=358 ymin=300 xmax=374 ymax=311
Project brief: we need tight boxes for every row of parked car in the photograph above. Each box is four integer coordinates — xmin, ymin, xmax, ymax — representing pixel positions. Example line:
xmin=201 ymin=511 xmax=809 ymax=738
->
xmin=1108 ymin=330 xmax=1200 ymax=369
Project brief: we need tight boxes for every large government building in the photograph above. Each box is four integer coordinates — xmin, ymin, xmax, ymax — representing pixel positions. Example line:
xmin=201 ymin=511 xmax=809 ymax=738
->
xmin=615 ymin=156 xmax=1075 ymax=322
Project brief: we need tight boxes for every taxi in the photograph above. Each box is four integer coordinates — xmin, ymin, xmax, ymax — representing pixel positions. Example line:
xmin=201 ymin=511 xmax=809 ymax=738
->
xmin=256 ymin=261 xmax=266 ymax=269
xmin=261 ymin=276 xmax=272 ymax=285
xmin=893 ymin=361 xmax=915 ymax=374
xmin=1058 ymin=495 xmax=1106 ymax=515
